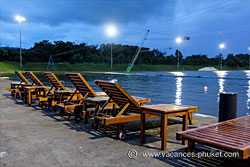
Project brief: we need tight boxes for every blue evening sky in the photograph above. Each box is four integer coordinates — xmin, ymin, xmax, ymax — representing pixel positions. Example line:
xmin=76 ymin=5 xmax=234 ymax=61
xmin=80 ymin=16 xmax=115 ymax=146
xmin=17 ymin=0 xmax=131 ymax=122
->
xmin=0 ymin=0 xmax=250 ymax=57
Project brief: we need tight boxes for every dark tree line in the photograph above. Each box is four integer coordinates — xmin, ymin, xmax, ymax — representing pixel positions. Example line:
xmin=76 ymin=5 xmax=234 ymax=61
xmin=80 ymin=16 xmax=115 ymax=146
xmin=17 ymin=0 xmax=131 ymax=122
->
xmin=0 ymin=40 xmax=249 ymax=67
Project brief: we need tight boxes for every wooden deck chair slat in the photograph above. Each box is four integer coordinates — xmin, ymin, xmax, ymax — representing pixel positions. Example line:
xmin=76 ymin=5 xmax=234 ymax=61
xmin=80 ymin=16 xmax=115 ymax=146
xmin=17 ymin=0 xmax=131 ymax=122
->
xmin=25 ymin=72 xmax=44 ymax=86
xmin=95 ymin=80 xmax=141 ymax=114
xmin=15 ymin=71 xmax=30 ymax=84
xmin=65 ymin=73 xmax=97 ymax=97
xmin=43 ymin=72 xmax=66 ymax=90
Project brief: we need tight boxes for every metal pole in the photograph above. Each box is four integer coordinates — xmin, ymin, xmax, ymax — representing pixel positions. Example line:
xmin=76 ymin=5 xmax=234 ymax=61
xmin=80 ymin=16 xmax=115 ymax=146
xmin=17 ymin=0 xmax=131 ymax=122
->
xmin=177 ymin=51 xmax=179 ymax=70
xmin=19 ymin=22 xmax=22 ymax=68
xmin=220 ymin=53 xmax=222 ymax=70
xmin=111 ymin=43 xmax=112 ymax=70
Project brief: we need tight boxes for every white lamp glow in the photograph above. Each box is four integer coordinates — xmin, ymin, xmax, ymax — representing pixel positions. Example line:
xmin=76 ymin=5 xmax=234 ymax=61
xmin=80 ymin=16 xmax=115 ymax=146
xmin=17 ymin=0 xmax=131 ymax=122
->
xmin=106 ymin=25 xmax=117 ymax=37
xmin=15 ymin=15 xmax=26 ymax=23
xmin=176 ymin=37 xmax=183 ymax=44
xmin=219 ymin=43 xmax=225 ymax=49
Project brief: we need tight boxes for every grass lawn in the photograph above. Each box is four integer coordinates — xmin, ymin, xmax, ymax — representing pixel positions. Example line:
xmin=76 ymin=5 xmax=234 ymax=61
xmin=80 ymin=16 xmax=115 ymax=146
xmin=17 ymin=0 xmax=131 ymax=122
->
xmin=0 ymin=61 xmax=248 ymax=76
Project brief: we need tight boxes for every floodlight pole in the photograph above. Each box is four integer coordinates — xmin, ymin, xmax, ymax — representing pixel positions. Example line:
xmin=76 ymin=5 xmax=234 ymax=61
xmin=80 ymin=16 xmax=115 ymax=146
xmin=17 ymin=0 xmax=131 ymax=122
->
xmin=220 ymin=54 xmax=223 ymax=70
xmin=219 ymin=43 xmax=225 ymax=70
xmin=177 ymin=51 xmax=180 ymax=70
xmin=176 ymin=36 xmax=190 ymax=70
xmin=111 ymin=43 xmax=113 ymax=70
xmin=19 ymin=22 xmax=22 ymax=68
xmin=248 ymin=47 xmax=250 ymax=70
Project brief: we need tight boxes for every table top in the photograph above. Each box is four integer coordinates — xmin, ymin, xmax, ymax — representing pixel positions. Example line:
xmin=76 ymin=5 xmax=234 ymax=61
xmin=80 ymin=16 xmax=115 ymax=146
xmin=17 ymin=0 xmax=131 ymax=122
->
xmin=10 ymin=82 xmax=22 ymax=85
xmin=132 ymin=96 xmax=151 ymax=104
xmin=25 ymin=86 xmax=49 ymax=90
xmin=177 ymin=115 xmax=250 ymax=159
xmin=82 ymin=96 xmax=151 ymax=104
xmin=141 ymin=104 xmax=198 ymax=114
xmin=54 ymin=89 xmax=77 ymax=94
xmin=82 ymin=97 xmax=110 ymax=103
xmin=96 ymin=92 xmax=107 ymax=96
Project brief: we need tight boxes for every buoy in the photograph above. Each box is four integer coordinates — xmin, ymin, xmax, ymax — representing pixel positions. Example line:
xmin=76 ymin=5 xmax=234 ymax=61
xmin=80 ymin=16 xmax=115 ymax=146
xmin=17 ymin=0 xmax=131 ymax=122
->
xmin=204 ymin=86 xmax=208 ymax=91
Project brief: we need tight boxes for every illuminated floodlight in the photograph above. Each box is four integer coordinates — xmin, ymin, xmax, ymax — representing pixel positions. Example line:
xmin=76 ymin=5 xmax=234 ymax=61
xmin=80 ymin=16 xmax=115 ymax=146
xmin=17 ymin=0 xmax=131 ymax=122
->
xmin=219 ymin=43 xmax=225 ymax=49
xmin=176 ymin=37 xmax=183 ymax=44
xmin=15 ymin=15 xmax=26 ymax=23
xmin=106 ymin=25 xmax=117 ymax=37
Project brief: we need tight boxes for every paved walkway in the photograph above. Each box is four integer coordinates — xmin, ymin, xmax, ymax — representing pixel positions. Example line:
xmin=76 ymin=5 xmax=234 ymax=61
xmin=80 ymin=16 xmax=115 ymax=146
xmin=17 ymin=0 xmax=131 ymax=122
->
xmin=0 ymin=78 xmax=225 ymax=167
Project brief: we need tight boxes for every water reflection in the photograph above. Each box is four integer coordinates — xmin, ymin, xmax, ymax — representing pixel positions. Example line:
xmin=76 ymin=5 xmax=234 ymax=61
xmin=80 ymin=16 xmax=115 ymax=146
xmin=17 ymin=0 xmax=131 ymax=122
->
xmin=173 ymin=72 xmax=184 ymax=105
xmin=214 ymin=71 xmax=228 ymax=102
xmin=169 ymin=72 xmax=185 ymax=76
xmin=245 ymin=71 xmax=250 ymax=114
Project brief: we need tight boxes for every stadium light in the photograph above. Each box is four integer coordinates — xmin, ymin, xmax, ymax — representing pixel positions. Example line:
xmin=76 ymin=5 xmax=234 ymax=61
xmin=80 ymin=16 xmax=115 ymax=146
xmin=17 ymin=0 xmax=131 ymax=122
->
xmin=15 ymin=15 xmax=26 ymax=68
xmin=106 ymin=25 xmax=117 ymax=70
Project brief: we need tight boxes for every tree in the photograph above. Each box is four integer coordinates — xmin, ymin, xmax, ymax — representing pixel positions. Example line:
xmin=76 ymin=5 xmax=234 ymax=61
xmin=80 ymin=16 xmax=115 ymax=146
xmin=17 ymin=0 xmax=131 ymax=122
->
xmin=0 ymin=48 xmax=8 ymax=61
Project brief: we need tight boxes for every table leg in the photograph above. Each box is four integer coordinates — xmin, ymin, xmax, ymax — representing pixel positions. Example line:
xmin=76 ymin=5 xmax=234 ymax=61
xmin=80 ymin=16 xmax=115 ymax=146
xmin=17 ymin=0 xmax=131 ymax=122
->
xmin=161 ymin=114 xmax=168 ymax=151
xmin=28 ymin=90 xmax=31 ymax=106
xmin=182 ymin=113 xmax=188 ymax=145
xmin=140 ymin=113 xmax=146 ymax=143
xmin=188 ymin=112 xmax=194 ymax=125
xmin=187 ymin=141 xmax=195 ymax=152
xmin=84 ymin=104 xmax=88 ymax=124
xmin=24 ymin=90 xmax=27 ymax=104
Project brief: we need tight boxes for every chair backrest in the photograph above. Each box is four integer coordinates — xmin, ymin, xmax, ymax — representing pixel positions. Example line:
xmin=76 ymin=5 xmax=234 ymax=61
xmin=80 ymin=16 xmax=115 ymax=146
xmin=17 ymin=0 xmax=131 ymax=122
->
xmin=15 ymin=71 xmax=30 ymax=84
xmin=25 ymin=72 xmax=44 ymax=86
xmin=44 ymin=72 xmax=66 ymax=90
xmin=95 ymin=80 xmax=141 ymax=113
xmin=65 ymin=73 xmax=97 ymax=97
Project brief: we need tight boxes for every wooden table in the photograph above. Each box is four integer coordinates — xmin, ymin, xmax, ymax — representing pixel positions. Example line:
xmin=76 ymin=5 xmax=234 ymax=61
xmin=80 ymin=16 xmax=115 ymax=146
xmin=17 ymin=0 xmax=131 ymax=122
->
xmin=7 ymin=83 xmax=32 ymax=97
xmin=54 ymin=89 xmax=81 ymax=101
xmin=81 ymin=97 xmax=110 ymax=123
xmin=176 ymin=115 xmax=250 ymax=160
xmin=10 ymin=82 xmax=33 ymax=90
xmin=24 ymin=86 xmax=49 ymax=105
xmin=140 ymin=104 xmax=198 ymax=151
xmin=10 ymin=82 xmax=23 ymax=89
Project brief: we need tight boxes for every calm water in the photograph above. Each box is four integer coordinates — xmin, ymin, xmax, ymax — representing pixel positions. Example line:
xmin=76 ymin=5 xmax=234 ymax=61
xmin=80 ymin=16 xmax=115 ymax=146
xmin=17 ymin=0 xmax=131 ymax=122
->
xmin=12 ymin=71 xmax=250 ymax=117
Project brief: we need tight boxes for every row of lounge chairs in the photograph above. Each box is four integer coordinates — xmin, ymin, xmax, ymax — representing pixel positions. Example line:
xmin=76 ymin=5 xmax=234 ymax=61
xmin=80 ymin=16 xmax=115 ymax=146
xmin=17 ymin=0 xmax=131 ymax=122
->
xmin=6 ymin=71 xmax=196 ymax=146
xmin=5 ymin=71 xmax=250 ymax=164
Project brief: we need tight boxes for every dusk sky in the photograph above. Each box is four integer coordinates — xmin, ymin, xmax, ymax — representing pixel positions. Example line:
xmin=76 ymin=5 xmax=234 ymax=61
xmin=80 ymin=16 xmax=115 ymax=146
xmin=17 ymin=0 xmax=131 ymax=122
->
xmin=1 ymin=0 xmax=250 ymax=57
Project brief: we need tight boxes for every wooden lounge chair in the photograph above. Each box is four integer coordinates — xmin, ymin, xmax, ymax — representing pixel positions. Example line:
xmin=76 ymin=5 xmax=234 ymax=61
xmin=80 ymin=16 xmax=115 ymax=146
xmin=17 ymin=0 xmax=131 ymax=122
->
xmin=94 ymin=80 xmax=198 ymax=144
xmin=177 ymin=115 xmax=250 ymax=163
xmin=6 ymin=71 xmax=31 ymax=98
xmin=24 ymin=72 xmax=49 ymax=105
xmin=39 ymin=72 xmax=80 ymax=109
xmin=55 ymin=73 xmax=108 ymax=121
xmin=25 ymin=71 xmax=44 ymax=86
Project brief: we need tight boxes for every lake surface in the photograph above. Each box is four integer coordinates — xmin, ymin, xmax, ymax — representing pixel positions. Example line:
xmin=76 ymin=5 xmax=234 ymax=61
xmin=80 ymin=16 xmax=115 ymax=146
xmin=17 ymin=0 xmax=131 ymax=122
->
xmin=12 ymin=70 xmax=250 ymax=117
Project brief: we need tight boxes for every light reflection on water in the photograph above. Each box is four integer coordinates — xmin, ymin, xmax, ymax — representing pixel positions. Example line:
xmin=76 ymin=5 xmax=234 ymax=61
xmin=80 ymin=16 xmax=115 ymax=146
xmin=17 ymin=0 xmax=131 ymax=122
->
xmin=245 ymin=71 xmax=250 ymax=114
xmin=10 ymin=71 xmax=250 ymax=117
xmin=175 ymin=77 xmax=183 ymax=105
xmin=214 ymin=71 xmax=228 ymax=102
